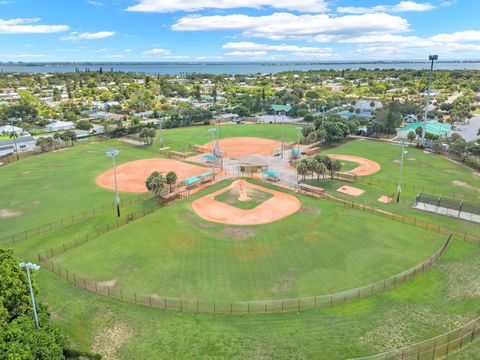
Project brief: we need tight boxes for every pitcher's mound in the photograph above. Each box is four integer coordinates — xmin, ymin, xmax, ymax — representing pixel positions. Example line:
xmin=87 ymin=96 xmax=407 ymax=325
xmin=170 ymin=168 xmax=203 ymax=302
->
xmin=96 ymin=158 xmax=209 ymax=193
xmin=192 ymin=180 xmax=301 ymax=225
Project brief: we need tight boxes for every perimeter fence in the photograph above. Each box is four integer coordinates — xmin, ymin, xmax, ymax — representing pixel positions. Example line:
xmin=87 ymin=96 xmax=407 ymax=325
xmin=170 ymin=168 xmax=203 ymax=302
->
xmin=38 ymin=230 xmax=451 ymax=315
xmin=414 ymin=193 xmax=480 ymax=216
xmin=0 ymin=192 xmax=152 ymax=247
xmin=350 ymin=316 xmax=480 ymax=360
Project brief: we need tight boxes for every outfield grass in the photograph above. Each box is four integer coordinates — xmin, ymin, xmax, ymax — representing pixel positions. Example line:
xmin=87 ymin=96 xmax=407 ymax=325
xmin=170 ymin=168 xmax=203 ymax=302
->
xmin=214 ymin=187 xmax=273 ymax=210
xmin=48 ymin=179 xmax=444 ymax=302
xmin=324 ymin=139 xmax=480 ymax=199
xmin=34 ymin=238 xmax=480 ymax=359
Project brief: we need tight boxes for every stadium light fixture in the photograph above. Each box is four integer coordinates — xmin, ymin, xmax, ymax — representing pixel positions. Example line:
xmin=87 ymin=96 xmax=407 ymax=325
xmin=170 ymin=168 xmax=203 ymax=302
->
xmin=296 ymin=127 xmax=303 ymax=155
xmin=208 ymin=128 xmax=217 ymax=179
xmin=396 ymin=142 xmax=410 ymax=203
xmin=421 ymin=55 xmax=438 ymax=146
xmin=106 ymin=149 xmax=121 ymax=218
xmin=19 ymin=262 xmax=40 ymax=329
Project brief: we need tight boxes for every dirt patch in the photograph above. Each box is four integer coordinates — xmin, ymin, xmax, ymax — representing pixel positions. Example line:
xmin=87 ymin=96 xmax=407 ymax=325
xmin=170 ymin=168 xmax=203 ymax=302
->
xmin=452 ymin=180 xmax=480 ymax=193
xmin=96 ymin=279 xmax=117 ymax=288
xmin=472 ymin=171 xmax=480 ymax=180
xmin=392 ymin=159 xmax=401 ymax=164
xmin=328 ymin=154 xmax=381 ymax=176
xmin=192 ymin=180 xmax=301 ymax=225
xmin=439 ymin=259 xmax=480 ymax=299
xmin=0 ymin=209 xmax=22 ymax=219
xmin=92 ymin=323 xmax=133 ymax=360
xmin=337 ymin=185 xmax=365 ymax=197
xmin=201 ymin=137 xmax=282 ymax=159
xmin=234 ymin=244 xmax=267 ymax=261
xmin=378 ymin=196 xmax=392 ymax=204
xmin=271 ymin=269 xmax=298 ymax=293
xmin=22 ymin=170 xmax=31 ymax=175
xmin=172 ymin=235 xmax=197 ymax=250
xmin=237 ymin=180 xmax=251 ymax=202
xmin=407 ymin=157 xmax=417 ymax=161
xmin=96 ymin=158 xmax=213 ymax=193
xmin=220 ymin=227 xmax=257 ymax=241
xmin=32 ymin=200 xmax=42 ymax=206
xmin=300 ymin=205 xmax=321 ymax=215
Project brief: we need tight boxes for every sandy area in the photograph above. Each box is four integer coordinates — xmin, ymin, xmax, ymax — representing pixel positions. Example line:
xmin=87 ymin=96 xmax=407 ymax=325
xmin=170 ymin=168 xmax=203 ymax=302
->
xmin=0 ymin=209 xmax=22 ymax=219
xmin=378 ymin=196 xmax=393 ymax=204
xmin=96 ymin=158 xmax=210 ymax=193
xmin=337 ymin=185 xmax=365 ymax=197
xmin=328 ymin=154 xmax=381 ymax=176
xmin=201 ymin=137 xmax=283 ymax=159
xmin=192 ymin=180 xmax=301 ymax=225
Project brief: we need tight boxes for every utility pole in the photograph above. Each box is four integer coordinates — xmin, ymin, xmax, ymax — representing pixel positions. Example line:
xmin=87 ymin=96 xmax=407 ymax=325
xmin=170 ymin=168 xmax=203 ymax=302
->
xmin=421 ymin=55 xmax=438 ymax=145
xmin=397 ymin=142 xmax=409 ymax=203
xmin=106 ymin=150 xmax=121 ymax=217
xmin=296 ymin=127 xmax=303 ymax=159
xmin=19 ymin=262 xmax=40 ymax=329
xmin=208 ymin=128 xmax=217 ymax=180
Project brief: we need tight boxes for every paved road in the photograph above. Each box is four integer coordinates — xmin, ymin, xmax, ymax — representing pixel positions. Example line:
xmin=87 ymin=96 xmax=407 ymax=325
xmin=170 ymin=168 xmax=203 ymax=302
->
xmin=454 ymin=116 xmax=480 ymax=142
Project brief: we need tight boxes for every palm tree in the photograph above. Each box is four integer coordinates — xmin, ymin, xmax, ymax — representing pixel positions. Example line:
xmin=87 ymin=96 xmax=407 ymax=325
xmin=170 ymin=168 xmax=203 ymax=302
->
xmin=63 ymin=130 xmax=77 ymax=146
xmin=146 ymin=171 xmax=165 ymax=200
xmin=296 ymin=160 xmax=308 ymax=181
xmin=165 ymin=171 xmax=177 ymax=193
xmin=330 ymin=159 xmax=343 ymax=180
xmin=35 ymin=137 xmax=54 ymax=152
xmin=313 ymin=161 xmax=327 ymax=181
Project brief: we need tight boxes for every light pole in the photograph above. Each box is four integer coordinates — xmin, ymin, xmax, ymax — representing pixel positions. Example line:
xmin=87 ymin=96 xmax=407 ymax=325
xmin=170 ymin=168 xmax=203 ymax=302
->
xmin=421 ymin=55 xmax=438 ymax=145
xmin=19 ymin=262 xmax=40 ymax=329
xmin=106 ymin=149 xmax=121 ymax=217
xmin=208 ymin=128 xmax=217 ymax=180
xmin=296 ymin=127 xmax=303 ymax=158
xmin=396 ymin=142 xmax=409 ymax=203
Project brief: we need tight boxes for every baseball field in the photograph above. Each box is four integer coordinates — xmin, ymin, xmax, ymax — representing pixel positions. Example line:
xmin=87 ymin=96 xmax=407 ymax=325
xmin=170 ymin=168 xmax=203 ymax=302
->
xmin=2 ymin=124 xmax=480 ymax=359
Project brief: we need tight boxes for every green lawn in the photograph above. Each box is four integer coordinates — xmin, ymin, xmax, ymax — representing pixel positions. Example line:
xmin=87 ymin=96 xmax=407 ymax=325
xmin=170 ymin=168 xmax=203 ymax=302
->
xmin=323 ymin=139 xmax=480 ymax=200
xmin=214 ymin=186 xmax=273 ymax=210
xmin=34 ymin=238 xmax=480 ymax=359
xmin=49 ymin=179 xmax=444 ymax=302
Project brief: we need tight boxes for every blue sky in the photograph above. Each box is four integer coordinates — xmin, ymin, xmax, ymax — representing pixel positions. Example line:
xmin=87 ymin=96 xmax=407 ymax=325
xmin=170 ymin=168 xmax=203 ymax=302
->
xmin=0 ymin=0 xmax=479 ymax=61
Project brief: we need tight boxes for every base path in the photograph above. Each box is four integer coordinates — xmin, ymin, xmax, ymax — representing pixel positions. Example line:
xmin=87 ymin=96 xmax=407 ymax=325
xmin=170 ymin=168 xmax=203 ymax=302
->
xmin=202 ymin=137 xmax=283 ymax=159
xmin=96 ymin=158 xmax=210 ymax=193
xmin=328 ymin=154 xmax=381 ymax=176
xmin=192 ymin=180 xmax=301 ymax=225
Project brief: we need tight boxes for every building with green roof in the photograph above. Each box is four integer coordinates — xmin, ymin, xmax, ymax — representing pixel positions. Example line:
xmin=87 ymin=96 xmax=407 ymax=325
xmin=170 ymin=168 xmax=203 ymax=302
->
xmin=396 ymin=120 xmax=452 ymax=139
xmin=271 ymin=104 xmax=292 ymax=114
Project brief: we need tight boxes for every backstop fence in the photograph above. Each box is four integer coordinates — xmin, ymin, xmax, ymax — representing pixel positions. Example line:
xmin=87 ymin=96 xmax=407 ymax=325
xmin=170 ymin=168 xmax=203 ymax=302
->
xmin=350 ymin=315 xmax=480 ymax=360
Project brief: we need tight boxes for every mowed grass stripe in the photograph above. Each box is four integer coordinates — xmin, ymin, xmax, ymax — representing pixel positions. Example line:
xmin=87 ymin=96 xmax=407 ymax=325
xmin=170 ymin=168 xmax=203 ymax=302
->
xmin=50 ymin=179 xmax=445 ymax=302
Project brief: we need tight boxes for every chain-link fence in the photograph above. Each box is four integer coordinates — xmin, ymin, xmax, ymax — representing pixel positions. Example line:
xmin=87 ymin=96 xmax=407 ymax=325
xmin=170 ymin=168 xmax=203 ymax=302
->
xmin=414 ymin=193 xmax=480 ymax=216
xmin=350 ymin=316 xmax=480 ymax=360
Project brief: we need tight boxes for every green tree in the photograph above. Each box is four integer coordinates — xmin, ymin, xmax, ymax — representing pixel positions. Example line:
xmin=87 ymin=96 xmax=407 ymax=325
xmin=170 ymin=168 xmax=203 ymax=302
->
xmin=0 ymin=247 xmax=66 ymax=359
xmin=407 ymin=131 xmax=416 ymax=142
xmin=76 ymin=120 xmax=93 ymax=131
xmin=139 ymin=128 xmax=156 ymax=145
xmin=146 ymin=171 xmax=165 ymax=199
xmin=35 ymin=137 xmax=54 ymax=152
xmin=63 ymin=130 xmax=77 ymax=146
xmin=165 ymin=171 xmax=178 ymax=193
xmin=296 ymin=160 xmax=308 ymax=181
xmin=313 ymin=160 xmax=327 ymax=181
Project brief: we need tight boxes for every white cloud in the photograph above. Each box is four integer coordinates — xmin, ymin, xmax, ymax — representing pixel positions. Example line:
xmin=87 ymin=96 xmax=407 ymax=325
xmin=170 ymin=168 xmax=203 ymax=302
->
xmin=224 ymin=51 xmax=268 ymax=56
xmin=127 ymin=0 xmax=328 ymax=13
xmin=103 ymin=54 xmax=125 ymax=58
xmin=61 ymin=31 xmax=115 ymax=40
xmin=142 ymin=48 xmax=171 ymax=55
xmin=223 ymin=41 xmax=332 ymax=54
xmin=337 ymin=1 xmax=435 ymax=14
xmin=87 ymin=0 xmax=104 ymax=6
xmin=164 ymin=55 xmax=191 ymax=59
xmin=172 ymin=12 xmax=409 ymax=41
xmin=429 ymin=30 xmax=480 ymax=43
xmin=15 ymin=53 xmax=46 ymax=58
xmin=0 ymin=18 xmax=69 ymax=34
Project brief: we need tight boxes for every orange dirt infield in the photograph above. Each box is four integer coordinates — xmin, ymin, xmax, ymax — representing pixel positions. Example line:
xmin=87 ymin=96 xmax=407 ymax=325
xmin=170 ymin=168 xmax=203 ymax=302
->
xmin=202 ymin=137 xmax=282 ymax=159
xmin=328 ymin=154 xmax=381 ymax=176
xmin=378 ymin=195 xmax=393 ymax=204
xmin=192 ymin=180 xmax=301 ymax=225
xmin=96 ymin=158 xmax=210 ymax=193
xmin=337 ymin=185 xmax=365 ymax=197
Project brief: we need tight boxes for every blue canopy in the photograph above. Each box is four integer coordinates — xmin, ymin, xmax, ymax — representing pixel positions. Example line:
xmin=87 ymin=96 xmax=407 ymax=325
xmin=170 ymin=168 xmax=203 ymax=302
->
xmin=263 ymin=169 xmax=279 ymax=178
xmin=203 ymin=153 xmax=216 ymax=160
xmin=198 ymin=172 xmax=213 ymax=178
xmin=291 ymin=148 xmax=301 ymax=156
xmin=184 ymin=176 xmax=200 ymax=185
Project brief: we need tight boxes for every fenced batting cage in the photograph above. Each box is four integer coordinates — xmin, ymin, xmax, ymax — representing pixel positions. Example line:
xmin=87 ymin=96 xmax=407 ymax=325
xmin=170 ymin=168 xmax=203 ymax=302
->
xmin=413 ymin=193 xmax=480 ymax=223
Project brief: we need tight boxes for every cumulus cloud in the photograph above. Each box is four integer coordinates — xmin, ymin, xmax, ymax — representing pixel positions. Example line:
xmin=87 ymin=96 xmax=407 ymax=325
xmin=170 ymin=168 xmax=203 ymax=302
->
xmin=224 ymin=51 xmax=268 ymax=56
xmin=0 ymin=18 xmax=69 ymax=34
xmin=61 ymin=31 xmax=115 ymax=40
xmin=142 ymin=48 xmax=171 ymax=55
xmin=337 ymin=1 xmax=435 ymax=14
xmin=172 ymin=12 xmax=409 ymax=41
xmin=126 ymin=0 xmax=328 ymax=13
xmin=429 ymin=30 xmax=480 ymax=43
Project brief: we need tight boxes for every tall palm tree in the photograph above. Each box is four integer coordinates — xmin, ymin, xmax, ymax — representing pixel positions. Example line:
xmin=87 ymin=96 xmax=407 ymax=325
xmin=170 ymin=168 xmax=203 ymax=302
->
xmin=146 ymin=171 xmax=165 ymax=199
xmin=165 ymin=171 xmax=177 ymax=193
